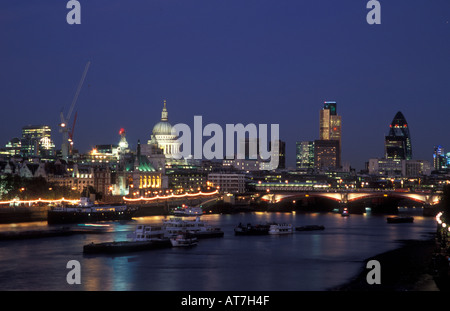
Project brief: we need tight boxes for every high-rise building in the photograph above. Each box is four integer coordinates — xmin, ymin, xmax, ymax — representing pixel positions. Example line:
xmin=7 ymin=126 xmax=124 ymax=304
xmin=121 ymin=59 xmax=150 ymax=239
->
xmin=296 ymin=141 xmax=315 ymax=169
xmin=384 ymin=111 xmax=412 ymax=160
xmin=446 ymin=153 xmax=450 ymax=169
xmin=240 ymin=137 xmax=259 ymax=160
xmin=4 ymin=138 xmax=21 ymax=156
xmin=318 ymin=101 xmax=341 ymax=168
xmin=319 ymin=101 xmax=341 ymax=144
xmin=270 ymin=140 xmax=285 ymax=169
xmin=20 ymin=125 xmax=55 ymax=158
xmin=433 ymin=145 xmax=446 ymax=171
xmin=314 ymin=139 xmax=340 ymax=170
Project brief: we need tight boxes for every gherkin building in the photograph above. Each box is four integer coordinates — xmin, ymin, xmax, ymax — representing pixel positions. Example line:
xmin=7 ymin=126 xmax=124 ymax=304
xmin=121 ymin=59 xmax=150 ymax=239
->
xmin=384 ymin=111 xmax=412 ymax=160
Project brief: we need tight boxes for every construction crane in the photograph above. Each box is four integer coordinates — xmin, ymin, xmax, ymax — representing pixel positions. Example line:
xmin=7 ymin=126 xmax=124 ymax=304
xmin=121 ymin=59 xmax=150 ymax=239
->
xmin=68 ymin=111 xmax=78 ymax=155
xmin=60 ymin=61 xmax=90 ymax=160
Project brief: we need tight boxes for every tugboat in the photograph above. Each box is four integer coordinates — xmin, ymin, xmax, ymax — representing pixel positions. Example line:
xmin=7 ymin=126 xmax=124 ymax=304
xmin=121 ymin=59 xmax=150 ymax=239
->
xmin=234 ymin=223 xmax=271 ymax=235
xmin=48 ymin=197 xmax=137 ymax=224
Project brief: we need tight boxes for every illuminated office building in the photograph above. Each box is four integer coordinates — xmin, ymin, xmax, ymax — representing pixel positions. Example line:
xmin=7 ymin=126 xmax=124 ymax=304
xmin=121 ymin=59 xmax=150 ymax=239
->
xmin=433 ymin=145 xmax=447 ymax=171
xmin=319 ymin=101 xmax=341 ymax=147
xmin=270 ymin=140 xmax=285 ymax=169
xmin=20 ymin=125 xmax=55 ymax=158
xmin=296 ymin=141 xmax=315 ymax=169
xmin=5 ymin=138 xmax=22 ymax=156
xmin=314 ymin=139 xmax=340 ymax=170
xmin=317 ymin=101 xmax=341 ymax=168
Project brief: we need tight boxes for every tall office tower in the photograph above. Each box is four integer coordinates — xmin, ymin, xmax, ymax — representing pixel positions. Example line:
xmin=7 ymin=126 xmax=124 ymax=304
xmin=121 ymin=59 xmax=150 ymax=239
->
xmin=296 ymin=141 xmax=315 ymax=169
xmin=384 ymin=111 xmax=412 ymax=160
xmin=20 ymin=125 xmax=55 ymax=157
xmin=319 ymin=101 xmax=341 ymax=142
xmin=240 ymin=137 xmax=259 ymax=160
xmin=314 ymin=139 xmax=340 ymax=170
xmin=269 ymin=140 xmax=285 ymax=169
xmin=433 ymin=145 xmax=446 ymax=171
xmin=318 ymin=101 xmax=341 ymax=167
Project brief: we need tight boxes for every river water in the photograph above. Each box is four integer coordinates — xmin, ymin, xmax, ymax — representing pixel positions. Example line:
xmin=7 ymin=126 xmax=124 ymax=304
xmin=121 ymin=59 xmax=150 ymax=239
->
xmin=0 ymin=209 xmax=436 ymax=291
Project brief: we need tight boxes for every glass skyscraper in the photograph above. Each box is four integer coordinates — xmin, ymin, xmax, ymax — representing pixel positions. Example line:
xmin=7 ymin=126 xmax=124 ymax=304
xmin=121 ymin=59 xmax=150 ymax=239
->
xmin=296 ymin=141 xmax=315 ymax=169
xmin=20 ymin=125 xmax=55 ymax=158
xmin=384 ymin=111 xmax=412 ymax=160
xmin=318 ymin=101 xmax=341 ymax=168
xmin=433 ymin=145 xmax=447 ymax=171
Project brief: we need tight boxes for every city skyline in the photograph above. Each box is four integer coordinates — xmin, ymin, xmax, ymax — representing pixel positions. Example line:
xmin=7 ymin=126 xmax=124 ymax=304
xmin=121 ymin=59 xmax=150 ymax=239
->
xmin=0 ymin=99 xmax=439 ymax=171
xmin=1 ymin=1 xmax=450 ymax=170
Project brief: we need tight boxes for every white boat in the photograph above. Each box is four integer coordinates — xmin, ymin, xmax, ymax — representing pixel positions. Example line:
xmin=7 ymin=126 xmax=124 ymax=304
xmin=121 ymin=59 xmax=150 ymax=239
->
xmin=170 ymin=233 xmax=198 ymax=247
xmin=131 ymin=224 xmax=167 ymax=242
xmin=163 ymin=216 xmax=221 ymax=236
xmin=268 ymin=223 xmax=293 ymax=235
xmin=173 ymin=206 xmax=203 ymax=216
xmin=130 ymin=216 xmax=224 ymax=242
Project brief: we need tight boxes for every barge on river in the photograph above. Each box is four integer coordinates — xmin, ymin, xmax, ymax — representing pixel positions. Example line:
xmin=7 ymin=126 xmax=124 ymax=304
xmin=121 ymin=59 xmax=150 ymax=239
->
xmin=83 ymin=216 xmax=223 ymax=254
xmin=48 ymin=197 xmax=137 ymax=224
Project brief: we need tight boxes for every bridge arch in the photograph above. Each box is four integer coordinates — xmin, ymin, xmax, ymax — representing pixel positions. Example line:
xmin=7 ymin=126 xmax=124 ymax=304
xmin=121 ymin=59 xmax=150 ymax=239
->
xmin=261 ymin=191 xmax=440 ymax=205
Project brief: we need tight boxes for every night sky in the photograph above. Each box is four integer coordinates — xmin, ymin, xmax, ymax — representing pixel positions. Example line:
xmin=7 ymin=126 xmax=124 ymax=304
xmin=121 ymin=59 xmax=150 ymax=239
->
xmin=1 ymin=1 xmax=450 ymax=169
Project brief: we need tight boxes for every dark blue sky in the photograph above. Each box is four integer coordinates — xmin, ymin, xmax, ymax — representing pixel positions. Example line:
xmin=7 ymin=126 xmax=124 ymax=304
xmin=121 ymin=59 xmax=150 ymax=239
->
xmin=1 ymin=0 xmax=450 ymax=169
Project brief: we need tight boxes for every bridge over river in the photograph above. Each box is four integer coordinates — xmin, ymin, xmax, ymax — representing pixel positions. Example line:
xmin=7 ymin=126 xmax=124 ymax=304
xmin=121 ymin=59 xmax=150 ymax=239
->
xmin=254 ymin=183 xmax=441 ymax=215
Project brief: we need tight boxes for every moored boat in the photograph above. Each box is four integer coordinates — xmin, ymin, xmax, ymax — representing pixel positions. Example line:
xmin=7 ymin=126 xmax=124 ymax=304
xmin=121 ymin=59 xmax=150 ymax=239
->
xmin=131 ymin=217 xmax=224 ymax=241
xmin=268 ymin=223 xmax=293 ymax=235
xmin=48 ymin=197 xmax=137 ymax=224
xmin=170 ymin=233 xmax=198 ymax=247
xmin=189 ymin=227 xmax=224 ymax=239
xmin=234 ymin=223 xmax=270 ymax=235
xmin=163 ymin=216 xmax=223 ymax=238
xmin=132 ymin=224 xmax=167 ymax=241
xmin=172 ymin=205 xmax=203 ymax=216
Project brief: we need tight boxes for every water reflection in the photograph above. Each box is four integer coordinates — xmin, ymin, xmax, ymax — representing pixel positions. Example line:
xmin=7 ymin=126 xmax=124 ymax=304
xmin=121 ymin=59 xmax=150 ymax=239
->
xmin=0 ymin=210 xmax=437 ymax=291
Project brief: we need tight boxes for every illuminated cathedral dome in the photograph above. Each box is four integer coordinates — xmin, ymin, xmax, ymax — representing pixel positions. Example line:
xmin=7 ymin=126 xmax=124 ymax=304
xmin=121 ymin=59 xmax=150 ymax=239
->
xmin=152 ymin=121 xmax=173 ymax=136
xmin=152 ymin=100 xmax=174 ymax=135
xmin=149 ymin=100 xmax=180 ymax=159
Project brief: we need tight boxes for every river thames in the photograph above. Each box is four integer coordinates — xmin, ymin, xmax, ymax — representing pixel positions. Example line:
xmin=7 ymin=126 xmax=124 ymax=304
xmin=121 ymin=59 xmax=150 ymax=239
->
xmin=0 ymin=209 xmax=436 ymax=291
